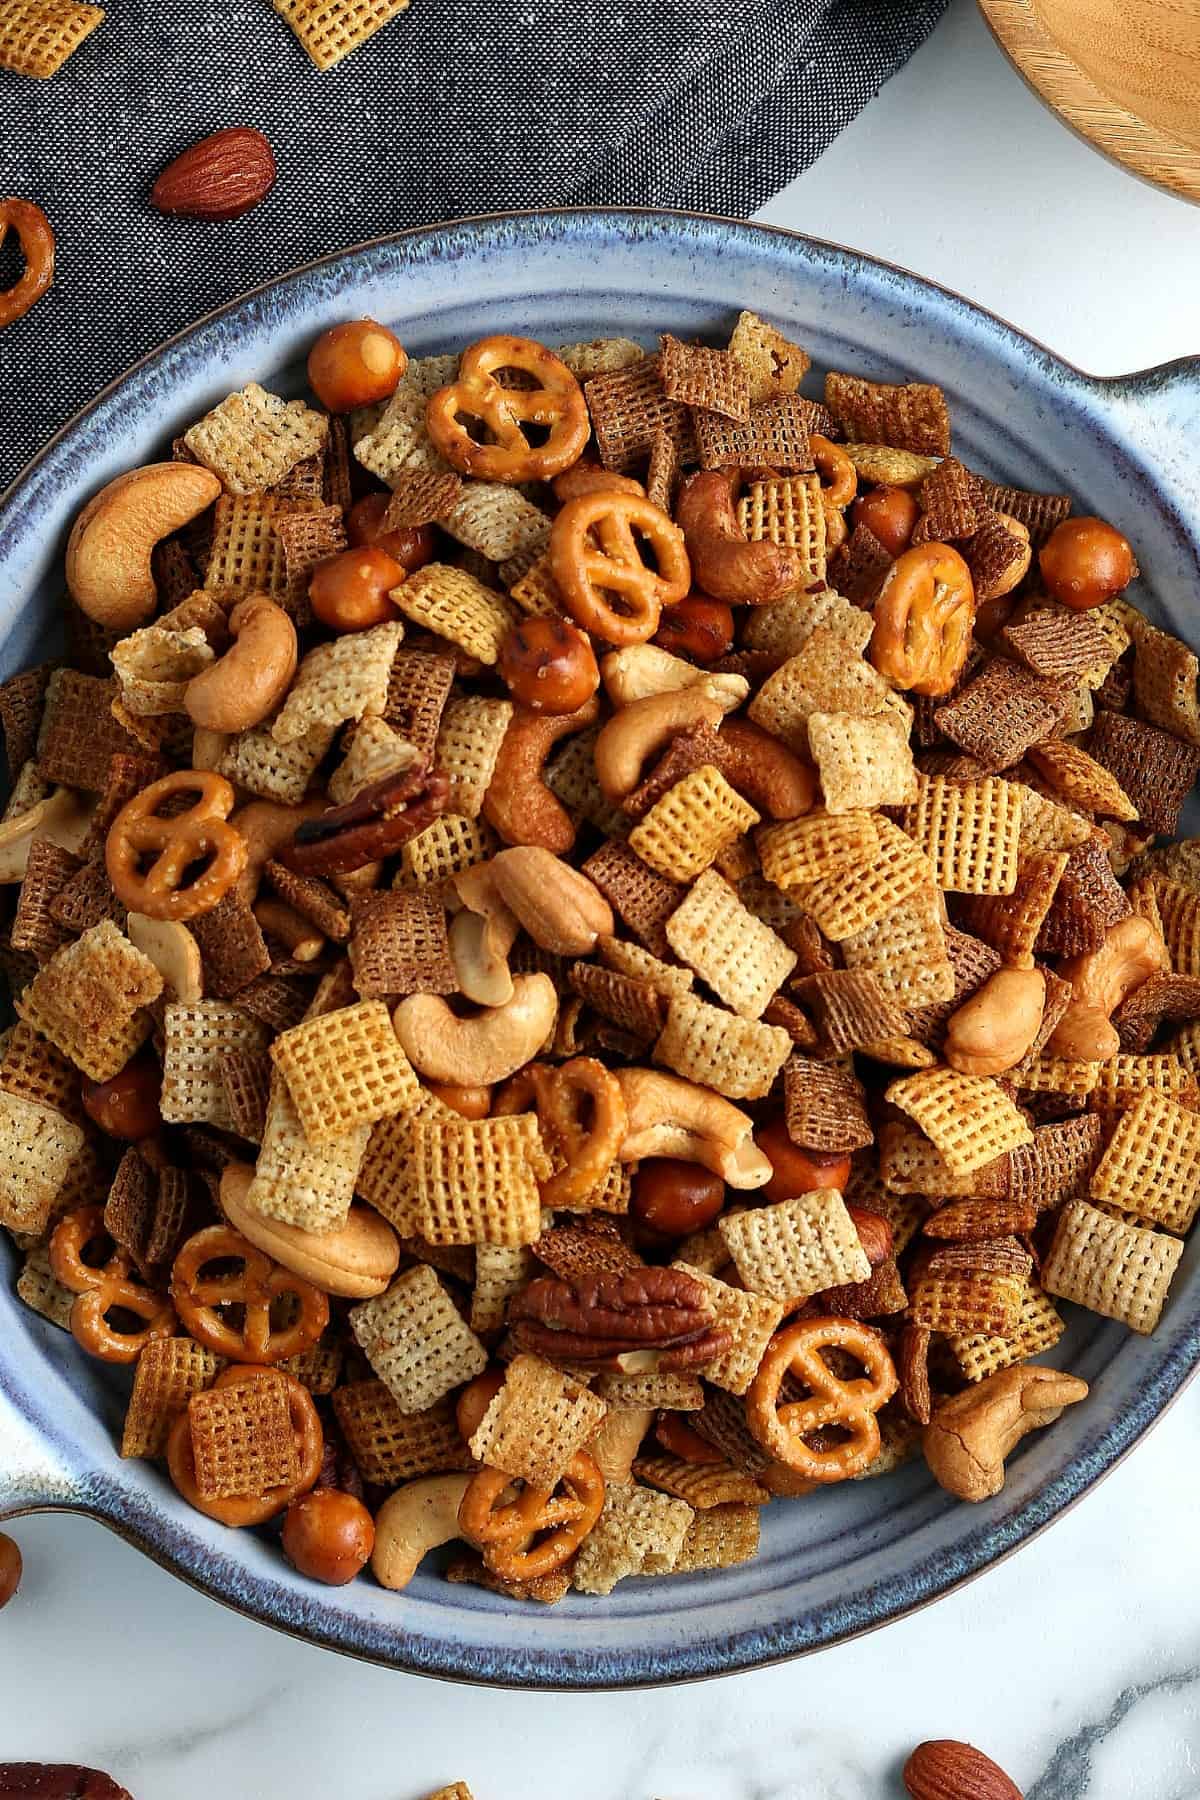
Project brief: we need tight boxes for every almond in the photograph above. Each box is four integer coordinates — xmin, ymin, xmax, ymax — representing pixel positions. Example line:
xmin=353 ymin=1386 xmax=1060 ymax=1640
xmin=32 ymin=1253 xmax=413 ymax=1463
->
xmin=904 ymin=1739 xmax=1024 ymax=1800
xmin=150 ymin=128 xmax=276 ymax=222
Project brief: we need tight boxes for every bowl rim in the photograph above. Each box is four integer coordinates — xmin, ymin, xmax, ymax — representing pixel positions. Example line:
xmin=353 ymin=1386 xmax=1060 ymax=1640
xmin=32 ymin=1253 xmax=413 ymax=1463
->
xmin=2 ymin=205 xmax=1200 ymax=1689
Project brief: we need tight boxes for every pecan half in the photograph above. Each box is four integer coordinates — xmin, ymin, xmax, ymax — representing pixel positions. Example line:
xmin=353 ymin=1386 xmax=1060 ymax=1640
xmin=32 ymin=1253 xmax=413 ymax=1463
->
xmin=510 ymin=1266 xmax=720 ymax=1361
xmin=280 ymin=763 xmax=448 ymax=875
xmin=0 ymin=1769 xmax=135 ymax=1800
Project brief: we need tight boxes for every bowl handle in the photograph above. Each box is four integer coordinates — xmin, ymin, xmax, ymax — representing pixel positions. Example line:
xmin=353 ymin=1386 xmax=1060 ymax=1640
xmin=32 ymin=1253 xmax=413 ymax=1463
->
xmin=0 ymin=1381 xmax=80 ymax=1519
xmin=1107 ymin=357 xmax=1200 ymax=499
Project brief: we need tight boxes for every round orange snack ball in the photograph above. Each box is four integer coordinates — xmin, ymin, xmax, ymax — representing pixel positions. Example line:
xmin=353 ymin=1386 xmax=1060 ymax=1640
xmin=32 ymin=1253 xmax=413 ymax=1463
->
xmin=347 ymin=493 xmax=436 ymax=573
xmin=1039 ymin=516 xmax=1134 ymax=611
xmin=498 ymin=617 xmax=600 ymax=715
xmin=307 ymin=319 xmax=407 ymax=413
xmin=282 ymin=1489 xmax=375 ymax=1586
xmin=309 ymin=546 xmax=405 ymax=633
xmin=756 ymin=1118 xmax=851 ymax=1205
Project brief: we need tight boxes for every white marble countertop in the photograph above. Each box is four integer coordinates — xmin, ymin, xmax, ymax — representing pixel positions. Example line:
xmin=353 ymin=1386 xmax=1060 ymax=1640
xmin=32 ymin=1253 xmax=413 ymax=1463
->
xmin=5 ymin=3 xmax=1200 ymax=1795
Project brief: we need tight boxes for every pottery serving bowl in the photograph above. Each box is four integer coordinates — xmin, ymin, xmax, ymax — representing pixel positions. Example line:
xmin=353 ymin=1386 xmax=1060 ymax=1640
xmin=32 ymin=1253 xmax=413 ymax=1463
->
xmin=1 ymin=210 xmax=1199 ymax=1688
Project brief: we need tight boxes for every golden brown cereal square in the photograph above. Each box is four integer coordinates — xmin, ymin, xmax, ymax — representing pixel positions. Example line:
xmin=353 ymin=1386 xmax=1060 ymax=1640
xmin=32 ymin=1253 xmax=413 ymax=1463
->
xmin=808 ymin=711 xmax=917 ymax=814
xmin=0 ymin=1091 xmax=85 ymax=1236
xmin=0 ymin=0 xmax=104 ymax=75
xmin=397 ymin=814 xmax=498 ymax=889
xmin=121 ymin=1337 xmax=221 ymax=1459
xmin=1042 ymin=1198 xmax=1182 ymax=1333
xmin=439 ymin=482 xmax=550 ymax=566
xmin=667 ymin=1501 xmax=761 ymax=1573
xmin=468 ymin=1353 xmax=607 ymax=1488
xmin=350 ymin=1264 xmax=487 ymax=1411
xmin=271 ymin=999 xmax=420 ymax=1143
xmin=719 ymin=1188 xmax=870 ymax=1304
xmin=632 ymin=1455 xmax=769 ymax=1509
xmin=908 ymin=1239 xmax=1031 ymax=1336
xmin=471 ymin=1242 xmax=537 ymax=1334
xmin=185 ymin=384 xmax=327 ymax=493
xmin=1089 ymin=1090 xmax=1200 ymax=1232
xmin=412 ymin=1112 xmax=547 ymax=1247
xmin=16 ymin=1244 xmax=75 ymax=1329
xmin=435 ymin=695 xmax=513 ymax=817
xmin=757 ymin=809 xmax=879 ymax=892
xmin=628 ymin=766 xmax=759 ymax=883
xmin=219 ymin=717 xmax=335 ymax=805
xmin=392 ymin=565 xmax=515 ymax=664
xmin=737 ymin=474 xmax=826 ymax=580
xmin=654 ymin=992 xmax=791 ymax=1100
xmin=159 ymin=1000 xmax=269 ymax=1130
xmin=248 ymin=1073 xmax=370 ymax=1230
xmin=748 ymin=628 xmax=896 ymax=756
xmin=0 ymin=1021 xmax=83 ymax=1123
xmin=273 ymin=0 xmax=411 ymax=69
xmin=188 ymin=1372 xmax=299 ymax=1500
xmin=887 ymin=1066 xmax=1033 ymax=1174
xmin=727 ymin=310 xmax=811 ymax=403
xmin=331 ymin=1381 xmax=470 ymax=1484
xmin=1026 ymin=737 xmax=1137 ymax=821
xmin=840 ymin=889 xmax=954 ymax=1010
xmin=571 ymin=1483 xmax=694 ymax=1593
xmin=672 ymin=1263 xmax=784 ymax=1395
xmin=16 ymin=920 xmax=161 ymax=1082
xmin=950 ymin=1279 xmax=1065 ymax=1383
xmin=660 ymin=334 xmax=750 ymax=420
xmin=796 ymin=817 xmax=934 ymax=942
xmin=1130 ymin=619 xmax=1200 ymax=746
xmin=272 ymin=621 xmax=403 ymax=745
xmin=665 ymin=869 xmax=796 ymax=1020
xmin=960 ymin=850 xmax=1070 ymax=967
xmin=823 ymin=372 xmax=950 ymax=455
xmin=900 ymin=775 xmax=1022 ymax=894
xmin=1016 ymin=785 xmax=1094 ymax=854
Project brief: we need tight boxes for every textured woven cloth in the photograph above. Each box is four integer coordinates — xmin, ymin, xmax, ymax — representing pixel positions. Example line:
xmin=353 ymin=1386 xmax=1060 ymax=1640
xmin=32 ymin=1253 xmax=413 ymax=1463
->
xmin=0 ymin=0 xmax=948 ymax=489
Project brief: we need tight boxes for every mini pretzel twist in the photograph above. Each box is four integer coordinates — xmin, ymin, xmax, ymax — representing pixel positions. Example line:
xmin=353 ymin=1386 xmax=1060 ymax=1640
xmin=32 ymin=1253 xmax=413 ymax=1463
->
xmin=426 ymin=334 xmax=590 ymax=482
xmin=549 ymin=491 xmax=691 ymax=646
xmin=171 ymin=1223 xmax=330 ymax=1363
xmin=746 ymin=1317 xmax=898 ymax=1482
xmin=0 ymin=199 xmax=55 ymax=330
xmin=535 ymin=1056 xmax=627 ymax=1208
xmin=869 ymin=541 xmax=976 ymax=698
xmin=49 ymin=1204 xmax=177 ymax=1364
xmin=106 ymin=769 xmax=248 ymax=922
xmin=166 ymin=1364 xmax=324 ymax=1528
xmin=458 ymin=1450 xmax=606 ymax=1580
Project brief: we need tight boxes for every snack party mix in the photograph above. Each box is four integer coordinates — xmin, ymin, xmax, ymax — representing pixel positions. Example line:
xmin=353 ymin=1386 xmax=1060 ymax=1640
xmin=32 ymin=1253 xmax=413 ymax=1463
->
xmin=3 ymin=307 xmax=1199 ymax=1599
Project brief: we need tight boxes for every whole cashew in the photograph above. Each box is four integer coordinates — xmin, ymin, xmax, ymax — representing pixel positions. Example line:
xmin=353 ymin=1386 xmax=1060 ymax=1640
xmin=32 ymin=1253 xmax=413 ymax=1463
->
xmin=601 ymin=643 xmax=750 ymax=709
xmin=184 ymin=596 xmax=298 ymax=733
xmin=0 ymin=787 xmax=93 ymax=883
xmin=944 ymin=967 xmax=1046 ymax=1077
xmin=717 ymin=717 xmax=816 ymax=820
xmin=923 ymin=1363 xmax=1089 ymax=1502
xmin=593 ymin=686 xmax=727 ymax=801
xmin=588 ymin=1406 xmax=655 ymax=1483
xmin=615 ymin=1067 xmax=772 ymax=1189
xmin=489 ymin=846 xmax=614 ymax=954
xmin=222 ymin=1162 xmax=399 ymax=1298
xmin=66 ymin=463 xmax=222 ymax=630
xmin=448 ymin=906 xmax=518 ymax=1007
xmin=675 ymin=469 xmax=811 ymax=605
xmin=393 ymin=973 xmax=558 ymax=1084
xmin=1049 ymin=915 xmax=1170 ymax=1062
xmin=231 ymin=797 xmax=328 ymax=905
xmin=482 ymin=697 xmax=600 ymax=852
xmin=372 ymin=1474 xmax=474 ymax=1591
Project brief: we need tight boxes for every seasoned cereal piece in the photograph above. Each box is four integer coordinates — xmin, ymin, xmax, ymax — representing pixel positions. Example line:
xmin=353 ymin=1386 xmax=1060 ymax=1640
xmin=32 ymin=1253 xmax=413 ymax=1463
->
xmin=468 ymin=1354 xmax=607 ymax=1488
xmin=185 ymin=384 xmax=328 ymax=494
xmin=271 ymin=1000 xmax=420 ymax=1143
xmin=899 ymin=776 xmax=1022 ymax=895
xmin=1042 ymin=1199 xmax=1182 ymax=1334
xmin=886 ymin=1066 xmax=1032 ymax=1174
xmin=16 ymin=921 xmax=161 ymax=1082
xmin=332 ymin=1382 xmax=470 ymax=1485
xmin=1089 ymin=1090 xmax=1200 ymax=1233
xmin=351 ymin=1264 xmax=487 ymax=1412
xmin=718 ymin=1189 xmax=870 ymax=1304
xmin=665 ymin=870 xmax=796 ymax=1020
xmin=571 ymin=1483 xmax=693 ymax=1593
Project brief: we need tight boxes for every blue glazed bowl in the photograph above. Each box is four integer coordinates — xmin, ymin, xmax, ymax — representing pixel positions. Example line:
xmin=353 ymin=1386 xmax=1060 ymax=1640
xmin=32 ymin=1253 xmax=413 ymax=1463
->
xmin=1 ymin=210 xmax=1199 ymax=1688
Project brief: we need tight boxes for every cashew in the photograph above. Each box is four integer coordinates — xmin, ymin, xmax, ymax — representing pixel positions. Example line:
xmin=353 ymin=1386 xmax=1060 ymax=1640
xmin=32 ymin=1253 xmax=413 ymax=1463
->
xmin=615 ymin=1067 xmax=772 ymax=1189
xmin=489 ymin=846 xmax=614 ymax=954
xmin=192 ymin=728 xmax=229 ymax=771
xmin=221 ymin=1162 xmax=398 ymax=1298
xmin=923 ymin=1364 xmax=1089 ymax=1502
xmin=593 ymin=687 xmax=727 ymax=801
xmin=717 ymin=717 xmax=816 ymax=821
xmin=1049 ymin=915 xmax=1170 ymax=1062
xmin=393 ymin=973 xmax=558 ymax=1084
xmin=944 ymin=968 xmax=1046 ymax=1077
xmin=254 ymin=897 xmax=325 ymax=962
xmin=588 ymin=1407 xmax=654 ymax=1483
xmin=0 ymin=787 xmax=93 ymax=883
xmin=449 ymin=907 xmax=516 ymax=1007
xmin=126 ymin=913 xmax=204 ymax=1002
xmin=372 ymin=1474 xmax=474 ymax=1591
xmin=66 ymin=463 xmax=222 ymax=630
xmin=482 ymin=697 xmax=600 ymax=852
xmin=675 ymin=469 xmax=811 ymax=605
xmin=184 ymin=596 xmax=298 ymax=734
xmin=601 ymin=643 xmax=749 ymax=709
xmin=231 ymin=797 xmax=328 ymax=905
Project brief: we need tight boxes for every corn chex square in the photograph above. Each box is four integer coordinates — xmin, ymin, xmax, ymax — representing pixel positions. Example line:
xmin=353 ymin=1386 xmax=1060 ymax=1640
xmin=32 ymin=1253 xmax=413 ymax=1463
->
xmin=628 ymin=766 xmax=759 ymax=883
xmin=757 ymin=809 xmax=879 ymax=891
xmin=351 ymin=1264 xmax=487 ymax=1412
xmin=672 ymin=1263 xmax=784 ymax=1394
xmin=247 ymin=1074 xmax=370 ymax=1230
xmin=392 ymin=564 xmax=516 ymax=664
xmin=0 ymin=0 xmax=105 ymax=77
xmin=654 ymin=992 xmax=791 ymax=1101
xmin=273 ymin=0 xmax=410 ymax=68
xmin=571 ymin=1484 xmax=694 ymax=1594
xmin=184 ymin=384 xmax=328 ymax=495
xmin=743 ymin=588 xmax=873 ymax=663
xmin=747 ymin=628 xmax=896 ymax=756
xmin=807 ymin=711 xmax=917 ymax=813
xmin=1088 ymin=1090 xmax=1200 ymax=1233
xmin=271 ymin=621 xmax=403 ymax=744
xmin=435 ymin=696 xmax=513 ymax=817
xmin=1042 ymin=1199 xmax=1182 ymax=1334
xmin=271 ymin=1000 xmax=420 ymax=1144
xmin=900 ymin=775 xmax=1022 ymax=894
xmin=665 ymin=870 xmax=796 ymax=1020
xmin=331 ymin=1382 xmax=469 ymax=1484
xmin=737 ymin=475 xmax=826 ymax=581
xmin=632 ymin=1455 xmax=769 ymax=1509
xmin=719 ymin=1189 xmax=870 ymax=1304
xmin=0 ymin=1090 xmax=85 ymax=1236
xmin=886 ymin=1066 xmax=1033 ymax=1174
xmin=797 ymin=816 xmax=934 ymax=941
xmin=950 ymin=1279 xmax=1065 ymax=1384
xmin=412 ymin=1112 xmax=547 ymax=1246
xmin=668 ymin=1502 xmax=761 ymax=1574
xmin=468 ymin=1354 xmax=607 ymax=1488
xmin=16 ymin=921 xmax=162 ymax=1083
